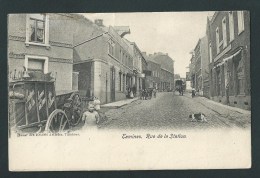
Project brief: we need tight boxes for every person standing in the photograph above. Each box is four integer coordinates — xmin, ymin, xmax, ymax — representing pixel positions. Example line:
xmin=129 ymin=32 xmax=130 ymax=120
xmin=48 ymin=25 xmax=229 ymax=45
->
xmin=132 ymin=85 xmax=136 ymax=97
xmin=82 ymin=103 xmax=100 ymax=132
xmin=192 ymin=88 xmax=196 ymax=98
xmin=153 ymin=88 xmax=157 ymax=98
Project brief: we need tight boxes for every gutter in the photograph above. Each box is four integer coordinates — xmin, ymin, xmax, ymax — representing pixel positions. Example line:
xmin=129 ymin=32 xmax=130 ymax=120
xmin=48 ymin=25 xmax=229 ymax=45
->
xmin=73 ymin=32 xmax=108 ymax=48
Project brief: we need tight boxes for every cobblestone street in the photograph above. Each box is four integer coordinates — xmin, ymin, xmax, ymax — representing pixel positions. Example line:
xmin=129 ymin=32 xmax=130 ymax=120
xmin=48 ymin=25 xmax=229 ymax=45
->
xmin=99 ymin=92 xmax=251 ymax=131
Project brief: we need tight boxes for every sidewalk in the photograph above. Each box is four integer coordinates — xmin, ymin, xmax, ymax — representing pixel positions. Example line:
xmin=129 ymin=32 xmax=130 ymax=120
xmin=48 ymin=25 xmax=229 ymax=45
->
xmin=101 ymin=97 xmax=139 ymax=109
xmin=182 ymin=92 xmax=251 ymax=115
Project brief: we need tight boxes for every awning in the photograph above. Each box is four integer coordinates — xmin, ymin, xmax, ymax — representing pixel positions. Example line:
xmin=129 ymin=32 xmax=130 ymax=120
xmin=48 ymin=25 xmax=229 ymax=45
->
xmin=213 ymin=48 xmax=242 ymax=69
xmin=137 ymin=73 xmax=145 ymax=78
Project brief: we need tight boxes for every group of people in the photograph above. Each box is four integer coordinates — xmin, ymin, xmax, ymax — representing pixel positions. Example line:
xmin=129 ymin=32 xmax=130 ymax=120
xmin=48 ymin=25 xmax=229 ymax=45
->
xmin=140 ymin=88 xmax=157 ymax=100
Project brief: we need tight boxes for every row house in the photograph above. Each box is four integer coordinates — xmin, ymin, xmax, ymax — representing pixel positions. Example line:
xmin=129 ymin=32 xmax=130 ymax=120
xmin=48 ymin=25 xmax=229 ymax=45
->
xmin=145 ymin=59 xmax=161 ymax=89
xmin=123 ymin=39 xmax=147 ymax=93
xmin=73 ymin=18 xmax=146 ymax=104
xmin=8 ymin=13 xmax=76 ymax=92
xmin=145 ymin=52 xmax=175 ymax=91
xmin=207 ymin=11 xmax=250 ymax=110
xmin=191 ymin=36 xmax=210 ymax=97
xmin=189 ymin=53 xmax=196 ymax=89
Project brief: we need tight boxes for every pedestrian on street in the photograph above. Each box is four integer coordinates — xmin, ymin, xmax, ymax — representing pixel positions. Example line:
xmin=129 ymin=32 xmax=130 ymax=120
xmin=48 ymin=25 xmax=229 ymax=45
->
xmin=191 ymin=88 xmax=196 ymax=98
xmin=132 ymin=85 xmax=136 ymax=97
xmin=144 ymin=89 xmax=148 ymax=100
xmin=153 ymin=88 xmax=157 ymax=98
xmin=93 ymin=97 xmax=107 ymax=124
xmin=82 ymin=103 xmax=100 ymax=132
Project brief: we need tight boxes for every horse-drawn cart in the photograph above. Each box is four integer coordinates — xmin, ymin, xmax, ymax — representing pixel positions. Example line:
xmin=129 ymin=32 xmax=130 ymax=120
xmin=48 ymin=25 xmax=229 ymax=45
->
xmin=9 ymin=71 xmax=82 ymax=135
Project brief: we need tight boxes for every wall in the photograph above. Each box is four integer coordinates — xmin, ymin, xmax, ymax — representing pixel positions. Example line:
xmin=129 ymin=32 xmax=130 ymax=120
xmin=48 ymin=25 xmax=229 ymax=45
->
xmin=146 ymin=61 xmax=161 ymax=89
xmin=8 ymin=14 xmax=74 ymax=91
xmin=208 ymin=11 xmax=250 ymax=110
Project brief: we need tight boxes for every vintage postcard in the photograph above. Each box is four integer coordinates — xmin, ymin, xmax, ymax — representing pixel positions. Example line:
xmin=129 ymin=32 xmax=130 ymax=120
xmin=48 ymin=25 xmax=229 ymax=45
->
xmin=8 ymin=12 xmax=251 ymax=171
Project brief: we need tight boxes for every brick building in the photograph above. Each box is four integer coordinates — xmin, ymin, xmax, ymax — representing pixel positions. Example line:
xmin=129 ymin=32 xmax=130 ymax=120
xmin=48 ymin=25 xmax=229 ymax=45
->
xmin=147 ymin=53 xmax=175 ymax=91
xmin=189 ymin=53 xmax=196 ymax=89
xmin=145 ymin=59 xmax=161 ymax=89
xmin=8 ymin=13 xmax=76 ymax=91
xmin=207 ymin=11 xmax=250 ymax=110
xmin=123 ymin=39 xmax=147 ymax=93
xmin=191 ymin=36 xmax=210 ymax=97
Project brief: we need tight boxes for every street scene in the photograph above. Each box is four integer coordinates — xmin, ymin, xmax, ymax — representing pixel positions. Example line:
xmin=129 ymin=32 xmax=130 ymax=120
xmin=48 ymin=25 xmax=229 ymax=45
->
xmin=8 ymin=11 xmax=250 ymax=134
xmin=98 ymin=92 xmax=250 ymax=130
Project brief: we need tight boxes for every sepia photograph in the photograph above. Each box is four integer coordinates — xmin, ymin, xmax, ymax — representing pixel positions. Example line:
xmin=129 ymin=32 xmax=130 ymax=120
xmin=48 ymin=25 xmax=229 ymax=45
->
xmin=8 ymin=11 xmax=251 ymax=171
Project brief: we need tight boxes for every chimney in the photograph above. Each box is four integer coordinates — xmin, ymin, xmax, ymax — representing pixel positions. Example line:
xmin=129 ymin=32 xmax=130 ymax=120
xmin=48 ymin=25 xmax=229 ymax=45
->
xmin=94 ymin=19 xmax=104 ymax=27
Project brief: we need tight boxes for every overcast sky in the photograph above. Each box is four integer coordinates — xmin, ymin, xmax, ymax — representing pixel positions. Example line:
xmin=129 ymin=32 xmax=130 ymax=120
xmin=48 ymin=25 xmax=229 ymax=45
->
xmin=83 ymin=12 xmax=214 ymax=78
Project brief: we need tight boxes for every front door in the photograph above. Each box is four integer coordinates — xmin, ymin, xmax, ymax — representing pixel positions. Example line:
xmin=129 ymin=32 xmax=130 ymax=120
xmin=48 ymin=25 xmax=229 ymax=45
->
xmin=110 ymin=67 xmax=115 ymax=102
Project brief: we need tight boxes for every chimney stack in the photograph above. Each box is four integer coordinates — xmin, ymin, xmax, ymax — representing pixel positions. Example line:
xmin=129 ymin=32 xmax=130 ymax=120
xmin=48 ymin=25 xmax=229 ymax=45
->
xmin=94 ymin=19 xmax=104 ymax=27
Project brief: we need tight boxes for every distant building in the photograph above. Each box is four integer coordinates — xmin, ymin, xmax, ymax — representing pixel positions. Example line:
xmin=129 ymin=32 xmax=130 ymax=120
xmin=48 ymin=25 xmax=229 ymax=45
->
xmin=146 ymin=60 xmax=161 ymax=89
xmin=200 ymin=36 xmax=210 ymax=98
xmin=189 ymin=53 xmax=196 ymax=89
xmin=207 ymin=11 xmax=250 ymax=110
xmin=123 ymin=39 xmax=147 ymax=92
xmin=192 ymin=36 xmax=210 ymax=97
xmin=147 ymin=53 xmax=175 ymax=91
xmin=174 ymin=74 xmax=181 ymax=80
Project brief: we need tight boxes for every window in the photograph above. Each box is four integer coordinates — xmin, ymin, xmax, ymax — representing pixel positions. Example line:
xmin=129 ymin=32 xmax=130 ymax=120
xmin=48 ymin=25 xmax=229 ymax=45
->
xmin=222 ymin=17 xmax=227 ymax=48
xmin=229 ymin=11 xmax=234 ymax=41
xmin=28 ymin=59 xmax=44 ymax=72
xmin=216 ymin=27 xmax=220 ymax=54
xmin=119 ymin=72 xmax=122 ymax=91
xmin=237 ymin=11 xmax=245 ymax=34
xmin=235 ymin=58 xmax=245 ymax=95
xmin=122 ymin=52 xmax=125 ymax=64
xmin=26 ymin=14 xmax=49 ymax=46
xmin=108 ymin=40 xmax=115 ymax=56
xmin=123 ymin=74 xmax=125 ymax=91
xmin=209 ymin=43 xmax=213 ymax=63
xmin=24 ymin=55 xmax=49 ymax=74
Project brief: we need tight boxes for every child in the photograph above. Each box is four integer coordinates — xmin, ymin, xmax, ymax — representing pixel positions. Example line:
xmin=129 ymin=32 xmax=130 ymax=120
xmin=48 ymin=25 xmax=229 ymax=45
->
xmin=93 ymin=97 xmax=107 ymax=124
xmin=82 ymin=103 xmax=100 ymax=131
xmin=93 ymin=97 xmax=101 ymax=111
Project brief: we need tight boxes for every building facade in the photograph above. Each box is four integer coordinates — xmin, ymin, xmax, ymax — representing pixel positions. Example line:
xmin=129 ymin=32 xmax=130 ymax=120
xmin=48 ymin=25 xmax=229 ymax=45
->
xmin=192 ymin=36 xmax=210 ymax=97
xmin=8 ymin=13 xmax=76 ymax=91
xmin=200 ymin=36 xmax=210 ymax=98
xmin=207 ymin=11 xmax=250 ymax=110
xmin=147 ymin=53 xmax=175 ymax=91
xmin=145 ymin=60 xmax=161 ymax=89
xmin=123 ymin=39 xmax=147 ymax=93
xmin=72 ymin=18 xmax=145 ymax=104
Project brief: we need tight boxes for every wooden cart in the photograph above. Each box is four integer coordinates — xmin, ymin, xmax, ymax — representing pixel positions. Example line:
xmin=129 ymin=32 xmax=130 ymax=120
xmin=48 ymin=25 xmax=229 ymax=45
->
xmin=9 ymin=72 xmax=82 ymax=134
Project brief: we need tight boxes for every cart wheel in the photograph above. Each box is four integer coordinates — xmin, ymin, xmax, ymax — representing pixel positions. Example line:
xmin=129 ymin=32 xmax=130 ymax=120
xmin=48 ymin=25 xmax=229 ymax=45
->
xmin=67 ymin=93 xmax=82 ymax=126
xmin=45 ymin=109 xmax=70 ymax=133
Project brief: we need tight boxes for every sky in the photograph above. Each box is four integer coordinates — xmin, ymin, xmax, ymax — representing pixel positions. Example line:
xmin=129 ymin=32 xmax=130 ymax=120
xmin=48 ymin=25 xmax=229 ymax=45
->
xmin=83 ymin=12 xmax=214 ymax=78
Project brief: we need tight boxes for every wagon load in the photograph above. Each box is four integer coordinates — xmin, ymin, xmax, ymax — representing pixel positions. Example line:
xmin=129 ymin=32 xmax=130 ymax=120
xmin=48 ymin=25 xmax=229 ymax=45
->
xmin=9 ymin=71 xmax=82 ymax=136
